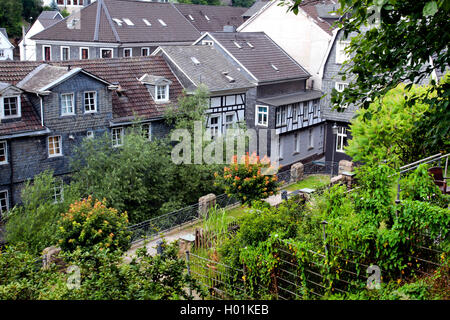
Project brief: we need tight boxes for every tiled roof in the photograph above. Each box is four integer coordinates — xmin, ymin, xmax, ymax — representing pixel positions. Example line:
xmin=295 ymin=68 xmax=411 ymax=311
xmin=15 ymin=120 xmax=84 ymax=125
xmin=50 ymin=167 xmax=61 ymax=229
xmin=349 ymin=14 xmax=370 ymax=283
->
xmin=158 ymin=45 xmax=255 ymax=93
xmin=32 ymin=0 xmax=221 ymax=44
xmin=54 ymin=56 xmax=184 ymax=122
xmin=209 ymin=32 xmax=310 ymax=83
xmin=0 ymin=95 xmax=46 ymax=137
xmin=174 ymin=3 xmax=246 ymax=32
xmin=257 ymin=90 xmax=323 ymax=106
xmin=0 ymin=56 xmax=184 ymax=135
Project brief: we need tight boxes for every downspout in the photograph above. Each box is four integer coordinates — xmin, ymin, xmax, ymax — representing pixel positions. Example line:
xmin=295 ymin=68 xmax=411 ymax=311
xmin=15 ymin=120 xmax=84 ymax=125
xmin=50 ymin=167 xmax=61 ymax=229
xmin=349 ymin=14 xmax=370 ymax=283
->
xmin=8 ymin=140 xmax=14 ymax=206
xmin=36 ymin=93 xmax=44 ymax=127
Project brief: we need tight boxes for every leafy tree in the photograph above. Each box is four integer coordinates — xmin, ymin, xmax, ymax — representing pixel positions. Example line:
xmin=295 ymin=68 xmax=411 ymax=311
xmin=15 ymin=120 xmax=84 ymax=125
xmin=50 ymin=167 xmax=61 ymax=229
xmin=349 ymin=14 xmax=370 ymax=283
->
xmin=71 ymin=129 xmax=175 ymax=224
xmin=5 ymin=170 xmax=80 ymax=256
xmin=0 ymin=0 xmax=23 ymax=37
xmin=286 ymin=0 xmax=449 ymax=155
xmin=232 ymin=0 xmax=256 ymax=8
xmin=346 ymin=84 xmax=432 ymax=167
xmin=22 ymin=0 xmax=43 ymax=23
xmin=57 ymin=196 xmax=131 ymax=253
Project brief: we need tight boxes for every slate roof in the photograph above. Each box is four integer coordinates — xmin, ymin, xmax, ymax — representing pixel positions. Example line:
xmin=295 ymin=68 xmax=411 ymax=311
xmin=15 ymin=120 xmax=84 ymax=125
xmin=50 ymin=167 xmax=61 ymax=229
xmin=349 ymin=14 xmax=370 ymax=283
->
xmin=174 ymin=3 xmax=246 ymax=32
xmin=242 ymin=0 xmax=270 ymax=18
xmin=31 ymin=0 xmax=246 ymax=44
xmin=208 ymin=32 xmax=310 ymax=83
xmin=17 ymin=64 xmax=74 ymax=93
xmin=158 ymin=45 xmax=255 ymax=93
xmin=36 ymin=11 xmax=63 ymax=28
xmin=0 ymin=28 xmax=8 ymax=39
xmin=257 ymin=90 xmax=323 ymax=106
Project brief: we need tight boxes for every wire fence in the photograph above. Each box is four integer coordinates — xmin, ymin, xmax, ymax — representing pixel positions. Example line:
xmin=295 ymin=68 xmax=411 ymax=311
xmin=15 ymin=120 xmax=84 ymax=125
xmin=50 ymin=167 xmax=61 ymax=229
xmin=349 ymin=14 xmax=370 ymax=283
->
xmin=185 ymin=218 xmax=448 ymax=300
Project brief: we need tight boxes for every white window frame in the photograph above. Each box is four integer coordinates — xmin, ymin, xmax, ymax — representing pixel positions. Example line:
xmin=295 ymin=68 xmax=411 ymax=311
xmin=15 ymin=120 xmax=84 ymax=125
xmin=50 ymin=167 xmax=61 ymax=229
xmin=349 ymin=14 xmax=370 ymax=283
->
xmin=84 ymin=91 xmax=97 ymax=113
xmin=224 ymin=112 xmax=235 ymax=130
xmin=100 ymin=48 xmax=113 ymax=59
xmin=1 ymin=96 xmax=22 ymax=119
xmin=48 ymin=135 xmax=62 ymax=158
xmin=0 ymin=141 xmax=7 ymax=165
xmin=0 ymin=190 xmax=9 ymax=216
xmin=80 ymin=47 xmax=89 ymax=60
xmin=0 ymin=49 xmax=4 ymax=57
xmin=86 ymin=130 xmax=94 ymax=139
xmin=313 ymin=99 xmax=319 ymax=117
xmin=123 ymin=48 xmax=132 ymax=57
xmin=61 ymin=93 xmax=75 ymax=116
xmin=53 ymin=181 xmax=64 ymax=204
xmin=141 ymin=47 xmax=150 ymax=56
xmin=278 ymin=136 xmax=284 ymax=160
xmin=336 ymin=127 xmax=347 ymax=153
xmin=142 ymin=123 xmax=152 ymax=140
xmin=335 ymin=82 xmax=348 ymax=92
xmin=43 ymin=45 xmax=51 ymax=61
xmin=209 ymin=115 xmax=220 ymax=139
xmin=255 ymin=105 xmax=268 ymax=127
xmin=111 ymin=127 xmax=124 ymax=147
xmin=60 ymin=46 xmax=70 ymax=61
xmin=155 ymin=84 xmax=169 ymax=102
xmin=336 ymin=40 xmax=350 ymax=64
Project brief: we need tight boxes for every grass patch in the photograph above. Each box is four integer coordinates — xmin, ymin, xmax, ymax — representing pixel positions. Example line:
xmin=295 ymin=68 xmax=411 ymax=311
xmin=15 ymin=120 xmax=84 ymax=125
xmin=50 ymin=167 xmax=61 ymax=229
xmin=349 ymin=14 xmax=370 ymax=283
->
xmin=285 ymin=174 xmax=330 ymax=192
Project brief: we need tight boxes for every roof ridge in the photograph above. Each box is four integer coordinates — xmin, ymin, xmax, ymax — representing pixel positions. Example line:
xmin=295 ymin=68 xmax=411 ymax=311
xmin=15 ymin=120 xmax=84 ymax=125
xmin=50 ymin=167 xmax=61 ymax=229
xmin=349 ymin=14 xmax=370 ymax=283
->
xmin=100 ymin=0 xmax=121 ymax=43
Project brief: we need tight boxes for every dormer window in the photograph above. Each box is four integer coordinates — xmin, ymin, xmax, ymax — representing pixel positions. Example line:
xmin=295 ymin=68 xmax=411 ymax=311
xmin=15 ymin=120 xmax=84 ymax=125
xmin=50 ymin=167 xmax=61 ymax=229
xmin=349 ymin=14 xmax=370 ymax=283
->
xmin=155 ymin=84 xmax=169 ymax=102
xmin=1 ymin=96 xmax=21 ymax=119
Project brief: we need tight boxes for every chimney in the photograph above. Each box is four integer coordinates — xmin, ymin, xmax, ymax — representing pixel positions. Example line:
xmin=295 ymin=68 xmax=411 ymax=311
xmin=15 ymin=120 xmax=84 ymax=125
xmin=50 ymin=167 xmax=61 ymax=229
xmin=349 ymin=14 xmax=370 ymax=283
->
xmin=223 ymin=25 xmax=236 ymax=32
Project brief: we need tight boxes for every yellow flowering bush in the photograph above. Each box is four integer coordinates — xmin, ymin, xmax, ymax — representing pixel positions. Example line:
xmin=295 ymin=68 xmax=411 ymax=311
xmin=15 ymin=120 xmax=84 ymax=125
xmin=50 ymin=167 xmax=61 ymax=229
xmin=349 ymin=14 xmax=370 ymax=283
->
xmin=57 ymin=196 xmax=131 ymax=252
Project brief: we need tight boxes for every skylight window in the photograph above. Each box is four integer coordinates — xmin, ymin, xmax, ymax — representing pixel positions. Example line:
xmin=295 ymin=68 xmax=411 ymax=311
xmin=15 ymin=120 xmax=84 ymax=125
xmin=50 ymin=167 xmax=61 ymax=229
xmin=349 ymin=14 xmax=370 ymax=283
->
xmin=158 ymin=19 xmax=167 ymax=27
xmin=247 ymin=42 xmax=254 ymax=48
xmin=188 ymin=15 xmax=194 ymax=21
xmin=112 ymin=18 xmax=123 ymax=26
xmin=123 ymin=18 xmax=134 ymax=26
xmin=191 ymin=57 xmax=200 ymax=65
xmin=143 ymin=18 xmax=151 ymax=26
xmin=271 ymin=64 xmax=279 ymax=71
xmin=204 ymin=15 xmax=210 ymax=21
xmin=233 ymin=41 xmax=242 ymax=49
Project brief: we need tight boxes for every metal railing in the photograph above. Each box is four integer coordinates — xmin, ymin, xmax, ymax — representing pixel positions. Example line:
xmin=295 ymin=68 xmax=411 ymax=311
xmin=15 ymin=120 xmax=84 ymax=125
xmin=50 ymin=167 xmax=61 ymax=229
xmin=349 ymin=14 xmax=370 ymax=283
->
xmin=128 ymin=194 xmax=240 ymax=244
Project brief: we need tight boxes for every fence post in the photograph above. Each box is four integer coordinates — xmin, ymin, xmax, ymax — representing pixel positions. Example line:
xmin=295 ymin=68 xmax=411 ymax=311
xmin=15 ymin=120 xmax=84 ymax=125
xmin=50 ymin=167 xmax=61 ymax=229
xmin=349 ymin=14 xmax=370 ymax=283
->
xmin=321 ymin=220 xmax=328 ymax=257
xmin=395 ymin=176 xmax=401 ymax=218
xmin=185 ymin=251 xmax=192 ymax=297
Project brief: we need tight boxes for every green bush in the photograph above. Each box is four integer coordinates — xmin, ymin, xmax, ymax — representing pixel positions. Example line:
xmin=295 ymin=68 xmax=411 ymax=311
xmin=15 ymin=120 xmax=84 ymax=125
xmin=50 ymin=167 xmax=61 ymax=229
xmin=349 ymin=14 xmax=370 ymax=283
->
xmin=57 ymin=196 xmax=131 ymax=253
xmin=5 ymin=170 xmax=80 ymax=256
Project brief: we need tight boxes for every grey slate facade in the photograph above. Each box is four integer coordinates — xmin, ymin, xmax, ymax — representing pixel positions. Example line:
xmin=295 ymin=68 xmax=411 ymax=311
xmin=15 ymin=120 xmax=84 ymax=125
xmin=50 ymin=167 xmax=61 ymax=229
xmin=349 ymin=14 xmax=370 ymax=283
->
xmin=193 ymin=32 xmax=326 ymax=168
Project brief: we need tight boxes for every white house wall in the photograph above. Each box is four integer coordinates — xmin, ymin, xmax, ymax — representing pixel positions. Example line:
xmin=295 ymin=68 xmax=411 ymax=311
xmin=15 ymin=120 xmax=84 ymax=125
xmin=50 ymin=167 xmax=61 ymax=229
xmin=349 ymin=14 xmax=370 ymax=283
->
xmin=238 ymin=3 xmax=331 ymax=90
xmin=0 ymin=34 xmax=13 ymax=61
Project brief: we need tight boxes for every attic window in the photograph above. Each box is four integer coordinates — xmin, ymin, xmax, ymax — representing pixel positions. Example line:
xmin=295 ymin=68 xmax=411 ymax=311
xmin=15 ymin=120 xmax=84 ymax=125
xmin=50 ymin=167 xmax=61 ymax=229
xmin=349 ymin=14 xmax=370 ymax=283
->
xmin=204 ymin=15 xmax=210 ymax=21
xmin=188 ymin=15 xmax=194 ymax=21
xmin=113 ymin=18 xmax=123 ymax=26
xmin=1 ymin=96 xmax=21 ymax=119
xmin=143 ymin=19 xmax=152 ymax=26
xmin=158 ymin=19 xmax=167 ymax=27
xmin=247 ymin=42 xmax=254 ymax=48
xmin=233 ymin=41 xmax=242 ymax=49
xmin=191 ymin=57 xmax=200 ymax=65
xmin=123 ymin=18 xmax=134 ymax=26
xmin=271 ymin=64 xmax=279 ymax=71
